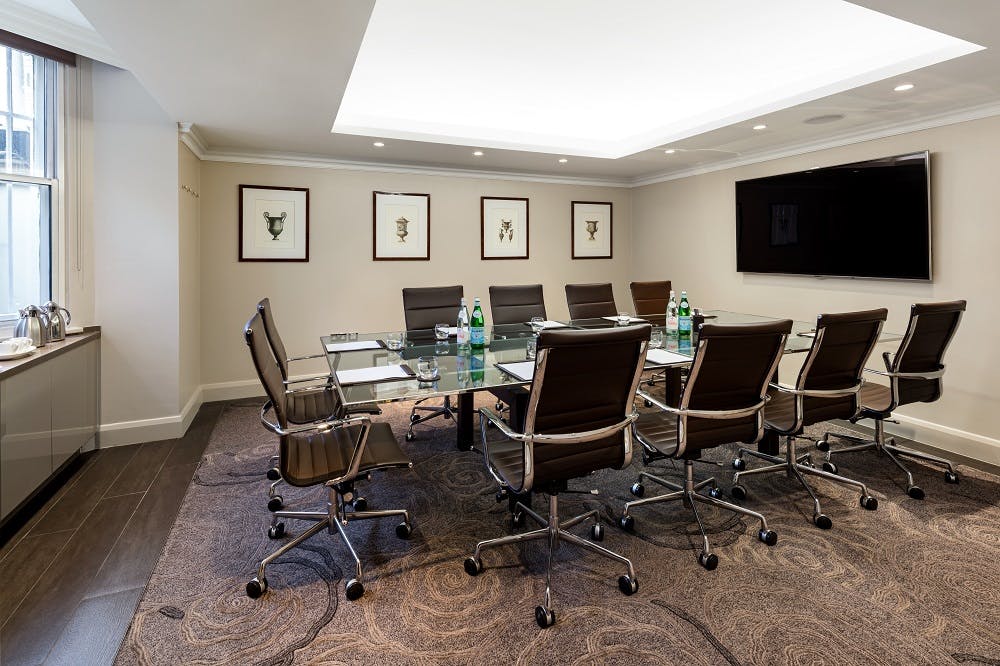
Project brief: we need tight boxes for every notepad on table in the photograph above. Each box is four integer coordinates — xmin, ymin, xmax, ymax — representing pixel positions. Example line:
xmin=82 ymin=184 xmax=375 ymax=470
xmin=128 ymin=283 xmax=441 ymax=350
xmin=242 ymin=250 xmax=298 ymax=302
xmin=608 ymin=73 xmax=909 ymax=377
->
xmin=645 ymin=349 xmax=691 ymax=366
xmin=601 ymin=316 xmax=647 ymax=323
xmin=496 ymin=361 xmax=535 ymax=382
xmin=524 ymin=320 xmax=567 ymax=329
xmin=325 ymin=339 xmax=384 ymax=353
xmin=336 ymin=364 xmax=415 ymax=385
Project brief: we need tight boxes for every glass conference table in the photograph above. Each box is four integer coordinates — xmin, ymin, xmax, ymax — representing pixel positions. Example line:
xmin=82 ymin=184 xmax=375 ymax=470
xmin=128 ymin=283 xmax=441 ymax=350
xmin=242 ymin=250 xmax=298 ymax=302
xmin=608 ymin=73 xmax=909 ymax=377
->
xmin=322 ymin=310 xmax=901 ymax=453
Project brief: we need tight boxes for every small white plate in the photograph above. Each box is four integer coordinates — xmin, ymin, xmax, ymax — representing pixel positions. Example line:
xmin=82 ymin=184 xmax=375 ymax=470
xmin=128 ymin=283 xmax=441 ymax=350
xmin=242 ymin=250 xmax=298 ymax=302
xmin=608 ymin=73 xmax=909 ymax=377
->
xmin=66 ymin=325 xmax=85 ymax=335
xmin=0 ymin=346 xmax=37 ymax=360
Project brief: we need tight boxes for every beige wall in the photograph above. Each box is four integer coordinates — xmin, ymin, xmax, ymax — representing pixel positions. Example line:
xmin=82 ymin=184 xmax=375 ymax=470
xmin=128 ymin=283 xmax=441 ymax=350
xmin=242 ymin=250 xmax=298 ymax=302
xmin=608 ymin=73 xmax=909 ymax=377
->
xmin=178 ymin=142 xmax=201 ymax=409
xmin=199 ymin=163 xmax=632 ymax=387
xmin=632 ymin=114 xmax=1000 ymax=461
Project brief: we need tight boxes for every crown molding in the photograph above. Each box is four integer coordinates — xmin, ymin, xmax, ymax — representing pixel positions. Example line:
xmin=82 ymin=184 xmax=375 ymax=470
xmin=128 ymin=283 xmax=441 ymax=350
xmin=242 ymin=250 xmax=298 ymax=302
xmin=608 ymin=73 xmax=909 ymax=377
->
xmin=630 ymin=100 xmax=1000 ymax=187
xmin=177 ymin=122 xmax=207 ymax=158
xmin=0 ymin=3 xmax=124 ymax=68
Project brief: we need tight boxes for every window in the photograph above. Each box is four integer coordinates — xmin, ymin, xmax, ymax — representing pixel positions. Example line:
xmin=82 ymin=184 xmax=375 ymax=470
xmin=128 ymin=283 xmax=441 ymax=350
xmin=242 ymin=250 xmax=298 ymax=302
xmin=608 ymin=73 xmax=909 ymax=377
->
xmin=0 ymin=45 xmax=57 ymax=321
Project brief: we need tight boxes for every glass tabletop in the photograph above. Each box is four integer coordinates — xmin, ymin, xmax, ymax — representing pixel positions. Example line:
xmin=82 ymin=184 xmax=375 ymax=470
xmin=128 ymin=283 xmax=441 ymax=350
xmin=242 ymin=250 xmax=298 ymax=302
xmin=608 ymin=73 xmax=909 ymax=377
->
xmin=322 ymin=310 xmax=901 ymax=407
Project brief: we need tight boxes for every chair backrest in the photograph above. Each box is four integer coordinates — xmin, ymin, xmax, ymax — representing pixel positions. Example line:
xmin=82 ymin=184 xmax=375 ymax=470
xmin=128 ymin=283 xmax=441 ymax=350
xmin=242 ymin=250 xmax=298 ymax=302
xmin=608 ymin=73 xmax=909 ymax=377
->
xmin=488 ymin=284 xmax=546 ymax=325
xmin=892 ymin=300 xmax=966 ymax=407
xmin=525 ymin=325 xmax=650 ymax=485
xmin=678 ymin=321 xmax=791 ymax=455
xmin=244 ymin=311 xmax=290 ymax=427
xmin=565 ymin=282 xmax=617 ymax=319
xmin=629 ymin=280 xmax=671 ymax=319
xmin=796 ymin=308 xmax=887 ymax=427
xmin=257 ymin=297 xmax=291 ymax=380
xmin=402 ymin=285 xmax=464 ymax=332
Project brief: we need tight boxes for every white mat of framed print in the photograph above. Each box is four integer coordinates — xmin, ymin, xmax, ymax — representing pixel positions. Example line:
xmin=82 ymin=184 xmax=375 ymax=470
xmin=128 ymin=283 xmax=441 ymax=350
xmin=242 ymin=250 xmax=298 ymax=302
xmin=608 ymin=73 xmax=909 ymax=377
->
xmin=481 ymin=196 xmax=529 ymax=259
xmin=239 ymin=185 xmax=309 ymax=261
xmin=571 ymin=200 xmax=613 ymax=259
xmin=373 ymin=191 xmax=430 ymax=260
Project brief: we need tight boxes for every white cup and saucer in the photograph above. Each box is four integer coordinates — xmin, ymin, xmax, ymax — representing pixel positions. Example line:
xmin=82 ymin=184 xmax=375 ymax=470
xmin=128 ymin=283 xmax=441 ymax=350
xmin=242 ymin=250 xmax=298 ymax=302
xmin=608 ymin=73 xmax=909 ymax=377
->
xmin=0 ymin=337 xmax=37 ymax=360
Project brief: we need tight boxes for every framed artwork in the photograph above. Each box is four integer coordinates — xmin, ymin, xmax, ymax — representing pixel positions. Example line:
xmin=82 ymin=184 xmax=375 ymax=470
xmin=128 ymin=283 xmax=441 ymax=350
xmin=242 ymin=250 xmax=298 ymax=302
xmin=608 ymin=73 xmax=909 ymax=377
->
xmin=481 ymin=196 xmax=529 ymax=259
xmin=239 ymin=185 xmax=309 ymax=261
xmin=373 ymin=191 xmax=430 ymax=260
xmin=571 ymin=200 xmax=613 ymax=259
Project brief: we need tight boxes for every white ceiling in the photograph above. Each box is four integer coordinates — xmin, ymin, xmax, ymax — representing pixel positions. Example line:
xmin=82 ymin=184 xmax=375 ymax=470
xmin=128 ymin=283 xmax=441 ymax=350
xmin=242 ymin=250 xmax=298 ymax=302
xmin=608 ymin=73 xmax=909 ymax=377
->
xmin=45 ymin=1 xmax=1000 ymax=182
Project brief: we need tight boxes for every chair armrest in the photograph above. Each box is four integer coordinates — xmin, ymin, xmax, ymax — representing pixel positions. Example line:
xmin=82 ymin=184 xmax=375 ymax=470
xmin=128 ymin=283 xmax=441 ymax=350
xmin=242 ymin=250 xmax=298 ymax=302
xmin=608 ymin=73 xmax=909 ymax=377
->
xmin=283 ymin=373 xmax=332 ymax=386
xmin=882 ymin=351 xmax=894 ymax=372
xmin=478 ymin=407 xmax=532 ymax=493
xmin=529 ymin=412 xmax=639 ymax=445
xmin=259 ymin=400 xmax=370 ymax=437
xmin=865 ymin=366 xmax=945 ymax=380
xmin=637 ymin=389 xmax=764 ymax=420
xmin=768 ymin=381 xmax=863 ymax=398
xmin=287 ymin=353 xmax=326 ymax=362
xmin=478 ymin=407 xmax=528 ymax=442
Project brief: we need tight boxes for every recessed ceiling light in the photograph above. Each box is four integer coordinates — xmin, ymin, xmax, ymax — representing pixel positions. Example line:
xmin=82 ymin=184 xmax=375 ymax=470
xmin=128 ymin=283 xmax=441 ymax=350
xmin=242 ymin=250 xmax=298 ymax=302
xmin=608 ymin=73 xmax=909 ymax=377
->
xmin=894 ymin=83 xmax=915 ymax=92
xmin=753 ymin=124 xmax=767 ymax=130
xmin=664 ymin=149 xmax=676 ymax=154
xmin=335 ymin=2 xmax=981 ymax=158
xmin=373 ymin=141 xmax=385 ymax=147
xmin=558 ymin=158 xmax=568 ymax=163
xmin=473 ymin=150 xmax=484 ymax=156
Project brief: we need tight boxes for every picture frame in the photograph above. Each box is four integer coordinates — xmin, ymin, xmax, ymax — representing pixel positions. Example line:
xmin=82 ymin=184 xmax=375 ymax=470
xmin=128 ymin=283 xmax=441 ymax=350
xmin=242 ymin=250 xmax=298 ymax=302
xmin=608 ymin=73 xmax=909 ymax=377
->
xmin=239 ymin=185 xmax=309 ymax=262
xmin=481 ymin=196 xmax=529 ymax=259
xmin=571 ymin=201 xmax=613 ymax=259
xmin=373 ymin=191 xmax=431 ymax=260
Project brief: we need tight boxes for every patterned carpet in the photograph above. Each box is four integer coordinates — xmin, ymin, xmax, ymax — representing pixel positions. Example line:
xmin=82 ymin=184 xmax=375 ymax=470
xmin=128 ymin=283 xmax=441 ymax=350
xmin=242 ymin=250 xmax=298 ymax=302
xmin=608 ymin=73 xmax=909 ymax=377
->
xmin=115 ymin=396 xmax=1000 ymax=665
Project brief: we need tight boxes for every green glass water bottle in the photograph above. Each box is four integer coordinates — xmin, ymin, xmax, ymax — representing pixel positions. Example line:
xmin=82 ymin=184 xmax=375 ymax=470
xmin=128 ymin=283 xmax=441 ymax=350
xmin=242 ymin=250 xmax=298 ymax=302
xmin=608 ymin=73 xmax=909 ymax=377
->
xmin=678 ymin=291 xmax=691 ymax=337
xmin=470 ymin=297 xmax=486 ymax=350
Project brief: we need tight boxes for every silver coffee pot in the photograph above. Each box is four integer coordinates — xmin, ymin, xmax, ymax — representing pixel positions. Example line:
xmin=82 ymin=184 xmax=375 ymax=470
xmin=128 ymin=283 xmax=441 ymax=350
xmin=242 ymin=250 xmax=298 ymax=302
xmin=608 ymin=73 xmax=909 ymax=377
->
xmin=41 ymin=301 xmax=72 ymax=342
xmin=14 ymin=305 xmax=49 ymax=347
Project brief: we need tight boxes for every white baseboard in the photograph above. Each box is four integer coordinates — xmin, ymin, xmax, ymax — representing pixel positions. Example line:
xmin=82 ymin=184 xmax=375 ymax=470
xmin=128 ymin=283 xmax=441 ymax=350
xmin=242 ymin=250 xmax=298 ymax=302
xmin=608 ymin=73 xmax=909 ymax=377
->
xmin=200 ymin=378 xmax=265 ymax=403
xmin=98 ymin=385 xmax=204 ymax=448
xmin=886 ymin=414 xmax=1000 ymax=467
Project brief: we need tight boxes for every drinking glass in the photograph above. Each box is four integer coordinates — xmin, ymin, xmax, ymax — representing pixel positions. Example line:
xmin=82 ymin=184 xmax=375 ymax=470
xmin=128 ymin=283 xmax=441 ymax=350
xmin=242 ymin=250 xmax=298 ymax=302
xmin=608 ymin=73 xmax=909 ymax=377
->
xmin=650 ymin=330 xmax=664 ymax=349
xmin=434 ymin=323 xmax=450 ymax=341
xmin=529 ymin=316 xmax=545 ymax=334
xmin=526 ymin=335 xmax=538 ymax=360
xmin=616 ymin=312 xmax=632 ymax=326
xmin=416 ymin=355 xmax=439 ymax=380
xmin=386 ymin=331 xmax=404 ymax=351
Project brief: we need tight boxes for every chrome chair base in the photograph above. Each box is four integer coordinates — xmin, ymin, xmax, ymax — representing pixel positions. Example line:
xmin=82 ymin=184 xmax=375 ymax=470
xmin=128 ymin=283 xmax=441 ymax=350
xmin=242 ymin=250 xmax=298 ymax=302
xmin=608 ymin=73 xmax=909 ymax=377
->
xmin=463 ymin=493 xmax=637 ymax=628
xmin=620 ymin=460 xmax=776 ymax=570
xmin=819 ymin=420 xmax=959 ymax=499
xmin=732 ymin=435 xmax=879 ymax=529
xmin=247 ymin=483 xmax=411 ymax=600
xmin=406 ymin=396 xmax=455 ymax=441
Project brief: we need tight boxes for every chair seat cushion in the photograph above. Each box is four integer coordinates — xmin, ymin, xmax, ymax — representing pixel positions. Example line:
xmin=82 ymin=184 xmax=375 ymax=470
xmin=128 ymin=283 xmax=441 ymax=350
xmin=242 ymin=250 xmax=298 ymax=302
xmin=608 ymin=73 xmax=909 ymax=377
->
xmin=282 ymin=421 xmax=410 ymax=487
xmin=765 ymin=387 xmax=858 ymax=434
xmin=859 ymin=382 xmax=892 ymax=418
xmin=633 ymin=411 xmax=680 ymax=456
xmin=764 ymin=389 xmax=797 ymax=433
xmin=487 ymin=440 xmax=527 ymax=487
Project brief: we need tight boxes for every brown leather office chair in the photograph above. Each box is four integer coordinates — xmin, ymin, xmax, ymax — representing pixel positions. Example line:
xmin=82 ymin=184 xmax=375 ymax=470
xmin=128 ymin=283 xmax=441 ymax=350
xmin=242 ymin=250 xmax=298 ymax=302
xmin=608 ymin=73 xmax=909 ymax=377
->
xmin=243 ymin=312 xmax=413 ymax=601
xmin=731 ymin=309 xmax=887 ymax=529
xmin=487 ymin=284 xmax=547 ymax=418
xmin=401 ymin=286 xmax=463 ymax=440
xmin=565 ymin=282 xmax=618 ymax=320
xmin=629 ymin=280 xmax=671 ymax=326
xmin=818 ymin=301 xmax=966 ymax=498
xmin=619 ymin=320 xmax=791 ymax=570
xmin=466 ymin=325 xmax=650 ymax=628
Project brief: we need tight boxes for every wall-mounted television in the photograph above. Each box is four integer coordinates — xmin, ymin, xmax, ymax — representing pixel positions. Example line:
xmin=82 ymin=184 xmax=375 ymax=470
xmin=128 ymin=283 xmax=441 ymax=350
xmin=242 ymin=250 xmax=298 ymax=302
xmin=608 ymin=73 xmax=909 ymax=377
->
xmin=735 ymin=151 xmax=931 ymax=280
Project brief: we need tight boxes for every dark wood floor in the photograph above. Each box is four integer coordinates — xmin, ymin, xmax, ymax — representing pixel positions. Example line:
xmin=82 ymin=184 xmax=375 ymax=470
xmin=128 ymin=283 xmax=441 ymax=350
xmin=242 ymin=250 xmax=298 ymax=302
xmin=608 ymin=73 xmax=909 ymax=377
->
xmin=0 ymin=401 xmax=226 ymax=666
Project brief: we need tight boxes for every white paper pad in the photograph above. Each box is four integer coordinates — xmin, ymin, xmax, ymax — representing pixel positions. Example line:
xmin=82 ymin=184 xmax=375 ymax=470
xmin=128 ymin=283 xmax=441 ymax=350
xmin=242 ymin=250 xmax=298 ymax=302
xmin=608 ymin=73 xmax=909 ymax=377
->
xmin=326 ymin=340 xmax=383 ymax=353
xmin=496 ymin=361 xmax=535 ymax=382
xmin=601 ymin=316 xmax=647 ymax=323
xmin=645 ymin=349 xmax=692 ymax=366
xmin=336 ymin=365 xmax=413 ymax=385
xmin=525 ymin=320 xmax=567 ymax=329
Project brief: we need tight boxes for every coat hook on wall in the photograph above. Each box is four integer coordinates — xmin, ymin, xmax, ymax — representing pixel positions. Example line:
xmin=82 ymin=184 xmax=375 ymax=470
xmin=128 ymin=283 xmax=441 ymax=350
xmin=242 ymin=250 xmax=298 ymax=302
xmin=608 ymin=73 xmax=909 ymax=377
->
xmin=181 ymin=184 xmax=200 ymax=198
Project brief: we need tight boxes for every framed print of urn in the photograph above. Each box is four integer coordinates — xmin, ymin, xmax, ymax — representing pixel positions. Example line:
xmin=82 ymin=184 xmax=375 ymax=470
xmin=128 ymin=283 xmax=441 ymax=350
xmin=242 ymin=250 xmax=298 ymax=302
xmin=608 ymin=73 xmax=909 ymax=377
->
xmin=239 ymin=185 xmax=309 ymax=261
xmin=481 ymin=196 xmax=529 ymax=259
xmin=571 ymin=200 xmax=612 ymax=259
xmin=373 ymin=191 xmax=431 ymax=260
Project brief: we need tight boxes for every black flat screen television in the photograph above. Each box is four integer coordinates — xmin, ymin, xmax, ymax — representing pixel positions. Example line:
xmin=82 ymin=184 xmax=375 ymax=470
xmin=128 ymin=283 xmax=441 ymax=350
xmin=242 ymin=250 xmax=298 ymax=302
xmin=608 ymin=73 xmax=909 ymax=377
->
xmin=735 ymin=151 xmax=931 ymax=280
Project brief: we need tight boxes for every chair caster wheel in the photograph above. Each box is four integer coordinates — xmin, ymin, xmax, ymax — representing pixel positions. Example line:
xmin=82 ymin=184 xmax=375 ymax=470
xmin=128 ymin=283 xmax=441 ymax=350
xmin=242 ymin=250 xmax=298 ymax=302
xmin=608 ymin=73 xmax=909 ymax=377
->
xmin=644 ymin=399 xmax=653 ymax=408
xmin=395 ymin=522 xmax=412 ymax=539
xmin=619 ymin=514 xmax=635 ymax=531
xmin=816 ymin=439 xmax=830 ymax=452
xmin=268 ymin=522 xmax=285 ymax=539
xmin=535 ymin=605 xmax=556 ymax=628
xmin=860 ymin=495 xmax=878 ymax=510
xmin=511 ymin=511 xmax=525 ymax=528
xmin=758 ymin=529 xmax=778 ymax=546
xmin=630 ymin=482 xmax=645 ymax=498
xmin=590 ymin=524 xmax=605 ymax=541
xmin=822 ymin=461 xmax=838 ymax=474
xmin=732 ymin=458 xmax=746 ymax=471
xmin=345 ymin=579 xmax=365 ymax=601
xmin=352 ymin=497 xmax=368 ymax=511
xmin=698 ymin=552 xmax=718 ymax=571
xmin=618 ymin=575 xmax=638 ymax=595
xmin=405 ymin=431 xmax=415 ymax=442
xmin=708 ymin=486 xmax=723 ymax=499
xmin=495 ymin=401 xmax=504 ymax=411
xmin=495 ymin=488 xmax=509 ymax=503
xmin=410 ymin=414 xmax=420 ymax=423
xmin=267 ymin=496 xmax=283 ymax=512
xmin=266 ymin=467 xmax=281 ymax=481
xmin=814 ymin=513 xmax=833 ymax=529
xmin=464 ymin=556 xmax=483 ymax=576
xmin=730 ymin=485 xmax=747 ymax=501
xmin=907 ymin=485 xmax=925 ymax=500
xmin=944 ymin=471 xmax=959 ymax=484
xmin=246 ymin=577 xmax=267 ymax=599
